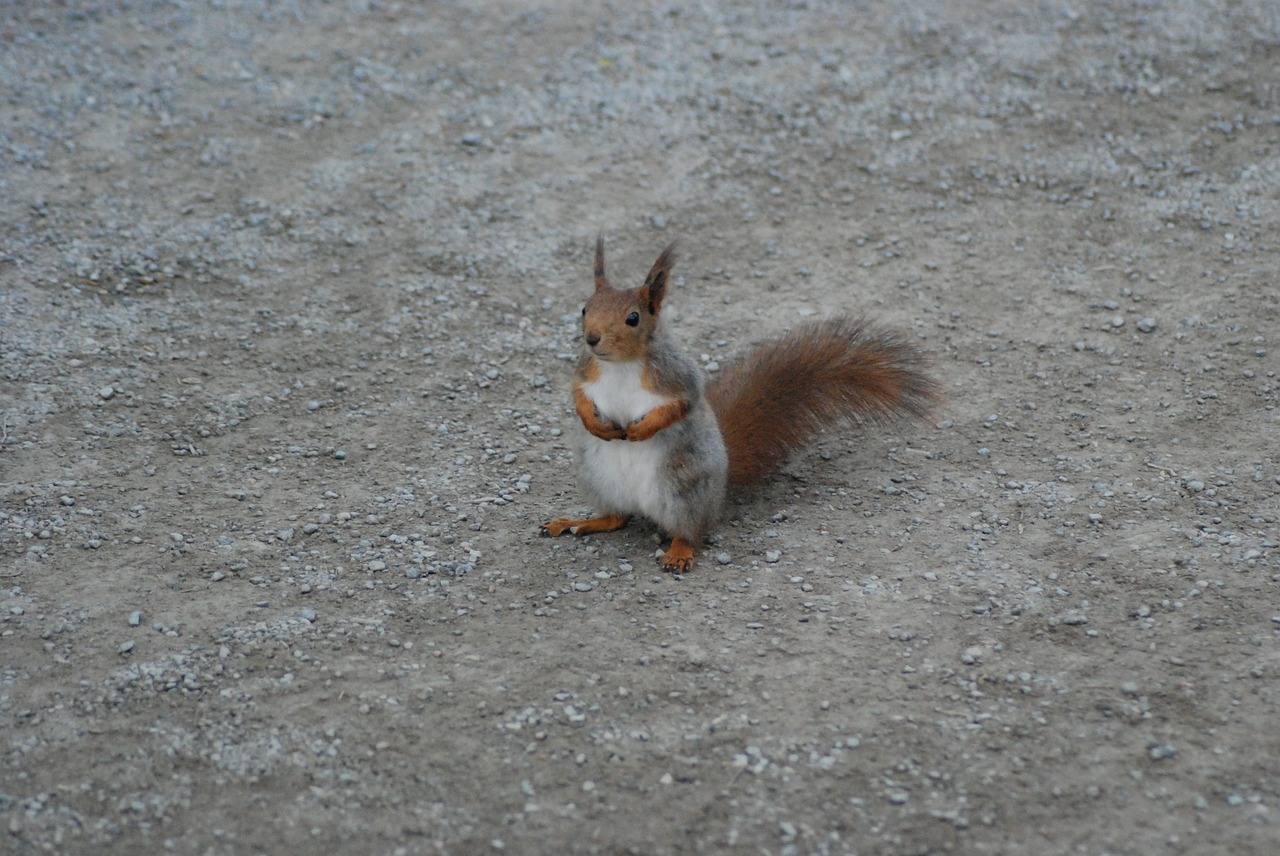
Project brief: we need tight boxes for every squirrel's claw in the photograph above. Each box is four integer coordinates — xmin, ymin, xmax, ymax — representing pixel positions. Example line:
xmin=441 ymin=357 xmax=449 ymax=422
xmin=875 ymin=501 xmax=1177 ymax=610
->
xmin=659 ymin=538 xmax=697 ymax=573
xmin=623 ymin=419 xmax=654 ymax=442
xmin=540 ymin=519 xmax=574 ymax=537
xmin=588 ymin=421 xmax=626 ymax=442
xmin=542 ymin=514 xmax=631 ymax=539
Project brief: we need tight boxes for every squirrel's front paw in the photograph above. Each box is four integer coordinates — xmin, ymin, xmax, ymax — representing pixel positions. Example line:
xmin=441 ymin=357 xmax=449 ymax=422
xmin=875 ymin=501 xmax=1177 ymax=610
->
xmin=623 ymin=418 xmax=659 ymax=442
xmin=588 ymin=421 xmax=627 ymax=442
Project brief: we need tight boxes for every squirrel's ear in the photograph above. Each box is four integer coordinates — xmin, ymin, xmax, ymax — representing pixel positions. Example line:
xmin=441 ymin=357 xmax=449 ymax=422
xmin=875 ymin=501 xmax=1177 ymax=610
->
xmin=593 ymin=235 xmax=608 ymax=291
xmin=641 ymin=242 xmax=677 ymax=315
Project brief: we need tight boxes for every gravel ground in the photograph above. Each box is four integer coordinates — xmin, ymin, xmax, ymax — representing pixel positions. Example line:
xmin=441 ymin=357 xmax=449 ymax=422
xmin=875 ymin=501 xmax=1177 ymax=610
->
xmin=2 ymin=1 xmax=1279 ymax=854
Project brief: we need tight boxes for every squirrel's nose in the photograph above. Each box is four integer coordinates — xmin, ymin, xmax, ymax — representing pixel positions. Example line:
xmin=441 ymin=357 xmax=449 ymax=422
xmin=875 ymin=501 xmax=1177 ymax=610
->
xmin=585 ymin=332 xmax=601 ymax=347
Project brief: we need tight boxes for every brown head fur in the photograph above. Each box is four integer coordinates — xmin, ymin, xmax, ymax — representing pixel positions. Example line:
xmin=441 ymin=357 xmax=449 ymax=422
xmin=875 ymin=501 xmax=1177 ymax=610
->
xmin=580 ymin=239 xmax=676 ymax=363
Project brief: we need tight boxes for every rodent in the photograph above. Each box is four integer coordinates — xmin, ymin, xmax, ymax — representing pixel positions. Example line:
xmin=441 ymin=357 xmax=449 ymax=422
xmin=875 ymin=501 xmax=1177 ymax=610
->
xmin=541 ymin=238 xmax=940 ymax=573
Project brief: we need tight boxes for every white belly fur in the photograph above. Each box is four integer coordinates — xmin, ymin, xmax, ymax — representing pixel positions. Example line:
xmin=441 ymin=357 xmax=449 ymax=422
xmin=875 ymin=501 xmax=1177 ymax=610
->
xmin=579 ymin=361 xmax=675 ymax=523
xmin=579 ymin=434 xmax=672 ymax=522
xmin=580 ymin=361 xmax=667 ymax=425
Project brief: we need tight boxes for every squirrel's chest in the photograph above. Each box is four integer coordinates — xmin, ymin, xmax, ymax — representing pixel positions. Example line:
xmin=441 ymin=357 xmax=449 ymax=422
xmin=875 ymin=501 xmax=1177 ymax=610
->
xmin=581 ymin=361 xmax=668 ymax=425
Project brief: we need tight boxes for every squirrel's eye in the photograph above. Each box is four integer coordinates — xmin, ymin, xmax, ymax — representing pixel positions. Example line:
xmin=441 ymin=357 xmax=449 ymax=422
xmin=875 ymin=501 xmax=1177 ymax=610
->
xmin=581 ymin=306 xmax=586 ymax=317
xmin=625 ymin=311 xmax=640 ymax=327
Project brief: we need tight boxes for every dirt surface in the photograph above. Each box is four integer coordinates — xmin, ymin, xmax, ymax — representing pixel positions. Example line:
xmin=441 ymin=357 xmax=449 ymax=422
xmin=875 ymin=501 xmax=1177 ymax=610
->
xmin=2 ymin=1 xmax=1279 ymax=854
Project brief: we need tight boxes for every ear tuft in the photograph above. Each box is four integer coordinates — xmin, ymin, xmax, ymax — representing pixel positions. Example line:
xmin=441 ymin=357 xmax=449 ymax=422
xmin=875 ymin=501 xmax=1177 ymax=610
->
xmin=641 ymin=242 xmax=677 ymax=315
xmin=593 ymin=234 xmax=608 ymax=291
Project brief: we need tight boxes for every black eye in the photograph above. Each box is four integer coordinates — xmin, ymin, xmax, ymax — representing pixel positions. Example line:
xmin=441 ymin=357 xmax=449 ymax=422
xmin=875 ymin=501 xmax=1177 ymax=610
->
xmin=581 ymin=306 xmax=586 ymax=317
xmin=625 ymin=311 xmax=640 ymax=327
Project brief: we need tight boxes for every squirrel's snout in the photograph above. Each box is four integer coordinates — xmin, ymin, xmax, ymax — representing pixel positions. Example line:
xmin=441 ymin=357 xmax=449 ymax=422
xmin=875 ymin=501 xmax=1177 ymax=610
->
xmin=585 ymin=332 xmax=601 ymax=347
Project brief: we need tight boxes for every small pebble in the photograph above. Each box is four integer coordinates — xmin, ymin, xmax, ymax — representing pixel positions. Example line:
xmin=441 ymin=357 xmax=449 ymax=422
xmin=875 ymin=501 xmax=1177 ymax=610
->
xmin=368 ymin=560 xmax=386 ymax=571
xmin=1186 ymin=480 xmax=1205 ymax=492
xmin=118 ymin=640 xmax=134 ymax=654
xmin=573 ymin=581 xmax=594 ymax=592
xmin=128 ymin=611 xmax=142 ymax=626
xmin=99 ymin=386 xmax=115 ymax=399
xmin=1137 ymin=317 xmax=1157 ymax=333
xmin=299 ymin=608 xmax=317 ymax=623
xmin=764 ymin=550 xmax=781 ymax=563
xmin=715 ymin=552 xmax=732 ymax=566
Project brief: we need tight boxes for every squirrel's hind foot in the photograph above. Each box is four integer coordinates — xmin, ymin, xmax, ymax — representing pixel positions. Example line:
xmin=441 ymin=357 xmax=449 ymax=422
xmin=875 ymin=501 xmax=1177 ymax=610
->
xmin=541 ymin=514 xmax=631 ymax=538
xmin=659 ymin=537 xmax=697 ymax=573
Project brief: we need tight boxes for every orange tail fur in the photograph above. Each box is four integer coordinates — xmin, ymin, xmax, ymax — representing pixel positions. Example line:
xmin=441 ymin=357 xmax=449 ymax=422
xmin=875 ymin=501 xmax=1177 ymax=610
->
xmin=706 ymin=317 xmax=939 ymax=487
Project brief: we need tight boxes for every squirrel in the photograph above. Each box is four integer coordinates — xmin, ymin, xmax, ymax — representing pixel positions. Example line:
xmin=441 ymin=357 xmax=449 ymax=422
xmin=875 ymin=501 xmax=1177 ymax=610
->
xmin=541 ymin=238 xmax=940 ymax=573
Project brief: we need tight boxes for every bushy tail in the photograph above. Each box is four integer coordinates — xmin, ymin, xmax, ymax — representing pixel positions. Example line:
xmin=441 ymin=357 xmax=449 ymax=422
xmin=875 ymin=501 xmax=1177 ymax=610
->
xmin=706 ymin=317 xmax=939 ymax=487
